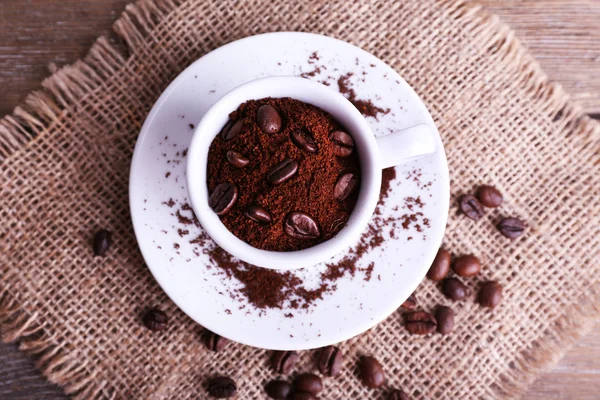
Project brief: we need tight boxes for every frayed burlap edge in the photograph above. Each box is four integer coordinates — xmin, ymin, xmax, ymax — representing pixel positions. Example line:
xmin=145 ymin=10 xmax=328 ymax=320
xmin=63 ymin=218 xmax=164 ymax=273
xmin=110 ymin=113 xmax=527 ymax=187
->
xmin=0 ymin=0 xmax=599 ymax=398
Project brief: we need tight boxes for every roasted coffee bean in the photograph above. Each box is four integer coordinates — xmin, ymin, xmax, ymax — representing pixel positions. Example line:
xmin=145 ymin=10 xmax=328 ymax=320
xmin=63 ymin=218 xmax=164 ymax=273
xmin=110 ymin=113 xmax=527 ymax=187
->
xmin=208 ymin=376 xmax=236 ymax=398
xmin=93 ymin=229 xmax=112 ymax=257
xmin=221 ymin=119 xmax=244 ymax=141
xmin=477 ymin=185 xmax=503 ymax=208
xmin=293 ymin=373 xmax=323 ymax=395
xmin=359 ymin=356 xmax=385 ymax=388
xmin=257 ymin=104 xmax=282 ymax=134
xmin=267 ymin=158 xmax=298 ymax=185
xmin=435 ymin=306 xmax=455 ymax=335
xmin=226 ymin=150 xmax=249 ymax=168
xmin=452 ymin=254 xmax=481 ymax=277
xmin=330 ymin=130 xmax=354 ymax=157
xmin=287 ymin=393 xmax=317 ymax=400
xmin=291 ymin=129 xmax=318 ymax=153
xmin=400 ymin=293 xmax=417 ymax=310
xmin=209 ymin=183 xmax=238 ymax=215
xmin=497 ymin=217 xmax=526 ymax=239
xmin=142 ymin=308 xmax=168 ymax=332
xmin=271 ymin=350 xmax=299 ymax=374
xmin=460 ymin=194 xmax=484 ymax=220
xmin=334 ymin=173 xmax=359 ymax=201
xmin=244 ymin=205 xmax=272 ymax=224
xmin=442 ymin=278 xmax=469 ymax=301
xmin=317 ymin=345 xmax=343 ymax=377
xmin=203 ymin=329 xmax=228 ymax=352
xmin=404 ymin=311 xmax=437 ymax=335
xmin=389 ymin=389 xmax=410 ymax=400
xmin=265 ymin=380 xmax=291 ymax=400
xmin=427 ymin=248 xmax=451 ymax=281
xmin=284 ymin=212 xmax=320 ymax=239
xmin=478 ymin=281 xmax=503 ymax=309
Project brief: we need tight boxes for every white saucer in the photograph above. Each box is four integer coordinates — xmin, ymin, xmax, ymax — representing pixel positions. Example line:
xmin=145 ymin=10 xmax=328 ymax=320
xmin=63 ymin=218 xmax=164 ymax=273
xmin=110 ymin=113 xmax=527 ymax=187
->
xmin=129 ymin=32 xmax=449 ymax=350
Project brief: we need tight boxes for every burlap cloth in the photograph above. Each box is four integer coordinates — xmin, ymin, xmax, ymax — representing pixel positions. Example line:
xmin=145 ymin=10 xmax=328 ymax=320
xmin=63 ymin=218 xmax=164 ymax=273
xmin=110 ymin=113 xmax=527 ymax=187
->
xmin=1 ymin=0 xmax=599 ymax=398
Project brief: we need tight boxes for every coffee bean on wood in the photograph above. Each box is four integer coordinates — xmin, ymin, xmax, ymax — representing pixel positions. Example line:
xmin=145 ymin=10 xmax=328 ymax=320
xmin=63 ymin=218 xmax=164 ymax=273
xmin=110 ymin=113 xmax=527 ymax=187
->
xmin=358 ymin=356 xmax=385 ymax=388
xmin=427 ymin=248 xmax=451 ymax=281
xmin=452 ymin=254 xmax=481 ymax=277
xmin=442 ymin=278 xmax=469 ymax=301
xmin=435 ymin=306 xmax=455 ymax=335
xmin=497 ymin=217 xmax=526 ymax=239
xmin=142 ymin=308 xmax=168 ymax=332
xmin=265 ymin=380 xmax=291 ymax=400
xmin=478 ymin=281 xmax=503 ymax=308
xmin=93 ymin=229 xmax=112 ymax=257
xmin=460 ymin=194 xmax=484 ymax=220
xmin=404 ymin=311 xmax=437 ymax=335
xmin=208 ymin=376 xmax=237 ymax=398
xmin=317 ymin=345 xmax=344 ymax=377
xmin=271 ymin=350 xmax=299 ymax=374
xmin=477 ymin=185 xmax=503 ymax=208
xmin=293 ymin=373 xmax=323 ymax=395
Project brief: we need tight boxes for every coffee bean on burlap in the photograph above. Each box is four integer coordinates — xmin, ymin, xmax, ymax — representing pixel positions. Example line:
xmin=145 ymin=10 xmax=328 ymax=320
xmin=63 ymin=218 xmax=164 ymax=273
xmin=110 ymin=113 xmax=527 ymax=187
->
xmin=400 ymin=292 xmax=418 ymax=310
xmin=287 ymin=393 xmax=317 ymax=400
xmin=226 ymin=150 xmax=249 ymax=168
xmin=93 ymin=229 xmax=112 ymax=257
xmin=452 ymin=254 xmax=481 ymax=277
xmin=404 ymin=311 xmax=437 ymax=335
xmin=284 ymin=212 xmax=320 ymax=239
xmin=244 ymin=205 xmax=272 ymax=224
xmin=257 ymin=104 xmax=282 ymax=134
xmin=330 ymin=130 xmax=354 ymax=156
xmin=317 ymin=345 xmax=344 ymax=377
xmin=221 ymin=119 xmax=244 ymax=141
xmin=427 ymin=248 xmax=451 ymax=281
xmin=477 ymin=185 xmax=503 ymax=208
xmin=358 ymin=356 xmax=385 ymax=388
xmin=291 ymin=129 xmax=318 ymax=153
xmin=142 ymin=308 xmax=168 ymax=332
xmin=435 ymin=306 xmax=455 ymax=335
xmin=209 ymin=183 xmax=238 ymax=215
xmin=208 ymin=376 xmax=236 ymax=398
xmin=293 ymin=373 xmax=323 ymax=395
xmin=497 ymin=217 xmax=526 ymax=239
xmin=388 ymin=389 xmax=411 ymax=400
xmin=271 ymin=351 xmax=299 ymax=374
xmin=442 ymin=278 xmax=469 ymax=301
xmin=265 ymin=380 xmax=291 ymax=400
xmin=267 ymin=158 xmax=299 ymax=185
xmin=460 ymin=194 xmax=484 ymax=220
xmin=478 ymin=281 xmax=503 ymax=308
xmin=203 ymin=329 xmax=228 ymax=352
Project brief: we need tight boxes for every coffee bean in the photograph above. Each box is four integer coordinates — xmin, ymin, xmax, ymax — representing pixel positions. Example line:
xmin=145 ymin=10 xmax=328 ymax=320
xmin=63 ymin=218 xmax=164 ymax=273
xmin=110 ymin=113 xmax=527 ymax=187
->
xmin=334 ymin=173 xmax=359 ymax=201
xmin=142 ymin=308 xmax=168 ymax=332
xmin=221 ymin=119 xmax=244 ymax=141
xmin=460 ymin=194 xmax=484 ymax=220
xmin=291 ymin=130 xmax=318 ymax=153
xmin=389 ymin=389 xmax=410 ymax=400
xmin=284 ymin=212 xmax=320 ymax=239
xmin=271 ymin=351 xmax=298 ymax=374
xmin=404 ymin=311 xmax=437 ymax=335
xmin=317 ymin=345 xmax=343 ymax=377
xmin=358 ymin=356 xmax=385 ymax=389
xmin=400 ymin=293 xmax=417 ymax=310
xmin=435 ymin=306 xmax=455 ymax=335
xmin=330 ymin=130 xmax=354 ymax=157
xmin=442 ymin=278 xmax=469 ymax=301
xmin=226 ymin=150 xmax=249 ymax=168
xmin=452 ymin=254 xmax=481 ymax=277
xmin=93 ymin=229 xmax=112 ymax=257
xmin=477 ymin=185 xmax=503 ymax=208
xmin=257 ymin=104 xmax=282 ymax=134
xmin=209 ymin=183 xmax=238 ymax=215
xmin=287 ymin=393 xmax=317 ymax=400
xmin=208 ymin=376 xmax=236 ymax=398
xmin=293 ymin=373 xmax=323 ymax=395
xmin=427 ymin=248 xmax=451 ymax=281
xmin=203 ymin=329 xmax=228 ymax=352
xmin=244 ymin=205 xmax=272 ymax=224
xmin=265 ymin=380 xmax=291 ymax=400
xmin=497 ymin=217 xmax=525 ymax=239
xmin=478 ymin=281 xmax=503 ymax=308
xmin=267 ymin=158 xmax=298 ymax=185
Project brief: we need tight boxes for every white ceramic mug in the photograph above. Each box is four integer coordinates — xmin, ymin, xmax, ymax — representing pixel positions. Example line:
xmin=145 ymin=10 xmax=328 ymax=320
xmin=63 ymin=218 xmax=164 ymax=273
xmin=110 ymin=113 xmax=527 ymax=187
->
xmin=187 ymin=77 xmax=436 ymax=270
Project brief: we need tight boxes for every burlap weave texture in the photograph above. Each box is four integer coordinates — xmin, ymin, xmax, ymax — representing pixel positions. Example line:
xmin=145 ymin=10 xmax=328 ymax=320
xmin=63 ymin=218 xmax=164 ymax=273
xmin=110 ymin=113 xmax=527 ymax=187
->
xmin=1 ymin=0 xmax=599 ymax=399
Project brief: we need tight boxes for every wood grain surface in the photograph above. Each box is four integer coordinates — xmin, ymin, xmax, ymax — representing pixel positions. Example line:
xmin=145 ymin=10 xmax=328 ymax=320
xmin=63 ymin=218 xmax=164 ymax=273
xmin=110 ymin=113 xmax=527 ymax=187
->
xmin=1 ymin=1 xmax=599 ymax=399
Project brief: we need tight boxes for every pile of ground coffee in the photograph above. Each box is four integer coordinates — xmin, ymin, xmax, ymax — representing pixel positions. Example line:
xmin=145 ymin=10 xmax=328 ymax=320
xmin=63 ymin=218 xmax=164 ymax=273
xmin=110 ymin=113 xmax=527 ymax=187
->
xmin=206 ymin=97 xmax=361 ymax=252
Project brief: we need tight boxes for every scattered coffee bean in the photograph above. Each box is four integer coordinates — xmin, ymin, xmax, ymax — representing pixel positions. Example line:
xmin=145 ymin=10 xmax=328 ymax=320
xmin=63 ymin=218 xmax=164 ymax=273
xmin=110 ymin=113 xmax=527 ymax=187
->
xmin=93 ymin=229 xmax=112 ymax=257
xmin=330 ymin=130 xmax=354 ymax=156
xmin=291 ymin=129 xmax=318 ymax=153
xmin=284 ymin=212 xmax=320 ymax=239
xmin=477 ymin=185 xmax=503 ymax=208
xmin=460 ymin=194 xmax=485 ymax=220
xmin=208 ymin=376 xmax=236 ymax=398
xmin=244 ymin=205 xmax=272 ymax=224
xmin=267 ymin=158 xmax=299 ymax=185
xmin=358 ymin=356 xmax=385 ymax=389
xmin=497 ymin=217 xmax=526 ymax=239
xmin=287 ymin=393 xmax=317 ymax=400
xmin=203 ymin=329 xmax=228 ymax=352
xmin=293 ymin=373 xmax=323 ymax=395
xmin=333 ymin=173 xmax=359 ymax=201
xmin=142 ymin=308 xmax=168 ymax=332
xmin=271 ymin=351 xmax=299 ymax=374
xmin=435 ymin=306 xmax=455 ymax=335
xmin=478 ymin=281 xmax=503 ymax=308
xmin=265 ymin=380 xmax=291 ymax=400
xmin=257 ymin=104 xmax=282 ymax=134
xmin=317 ymin=345 xmax=344 ymax=377
xmin=452 ymin=254 xmax=481 ymax=277
xmin=389 ymin=389 xmax=410 ymax=400
xmin=404 ymin=311 xmax=437 ymax=335
xmin=221 ymin=119 xmax=244 ymax=141
xmin=226 ymin=150 xmax=250 ymax=168
xmin=427 ymin=248 xmax=451 ymax=281
xmin=400 ymin=293 xmax=417 ymax=310
xmin=209 ymin=183 xmax=238 ymax=215
xmin=442 ymin=278 xmax=469 ymax=301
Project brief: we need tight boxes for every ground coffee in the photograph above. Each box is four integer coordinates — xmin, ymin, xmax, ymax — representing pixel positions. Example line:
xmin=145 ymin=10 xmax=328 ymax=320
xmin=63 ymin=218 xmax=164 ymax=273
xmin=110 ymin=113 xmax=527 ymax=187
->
xmin=206 ymin=97 xmax=361 ymax=252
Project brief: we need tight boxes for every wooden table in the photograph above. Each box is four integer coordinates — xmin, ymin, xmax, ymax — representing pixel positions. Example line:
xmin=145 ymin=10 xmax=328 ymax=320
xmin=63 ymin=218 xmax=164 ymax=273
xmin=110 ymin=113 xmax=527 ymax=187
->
xmin=1 ymin=1 xmax=599 ymax=399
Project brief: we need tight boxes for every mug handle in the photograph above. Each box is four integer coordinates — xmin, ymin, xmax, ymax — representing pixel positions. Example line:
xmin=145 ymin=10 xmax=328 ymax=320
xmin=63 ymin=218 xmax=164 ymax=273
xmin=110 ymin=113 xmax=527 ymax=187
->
xmin=375 ymin=123 xmax=437 ymax=169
